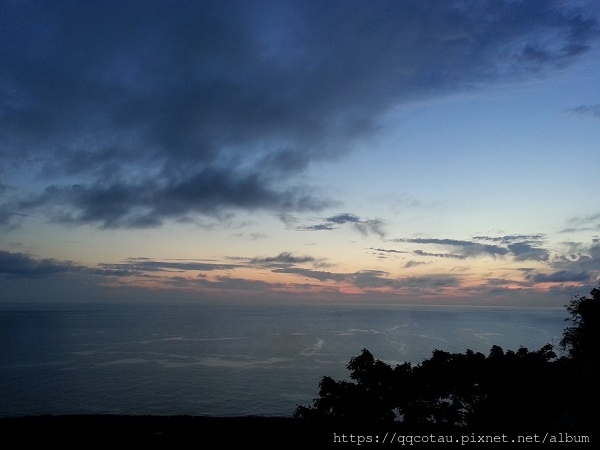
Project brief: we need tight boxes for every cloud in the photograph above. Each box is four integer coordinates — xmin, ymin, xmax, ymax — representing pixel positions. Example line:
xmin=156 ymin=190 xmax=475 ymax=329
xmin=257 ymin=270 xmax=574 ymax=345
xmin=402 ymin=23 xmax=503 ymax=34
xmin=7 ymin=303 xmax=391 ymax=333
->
xmin=473 ymin=234 xmax=546 ymax=245
xmin=271 ymin=266 xmax=347 ymax=283
xmin=0 ymin=250 xmax=77 ymax=278
xmin=395 ymin=275 xmax=462 ymax=290
xmin=196 ymin=276 xmax=286 ymax=292
xmin=0 ymin=250 xmax=237 ymax=282
xmin=349 ymin=270 xmax=393 ymax=288
xmin=393 ymin=235 xmax=551 ymax=261
xmin=404 ymin=260 xmax=427 ymax=269
xmin=297 ymin=224 xmax=336 ymax=232
xmin=507 ymin=242 xmax=549 ymax=262
xmin=1 ymin=1 xmax=598 ymax=229
xmin=298 ymin=213 xmax=385 ymax=236
xmin=250 ymin=252 xmax=316 ymax=265
xmin=15 ymin=169 xmax=330 ymax=229
xmin=223 ymin=250 xmax=396 ymax=288
xmin=530 ymin=270 xmax=593 ymax=283
xmin=100 ymin=257 xmax=242 ymax=273
xmin=528 ymin=242 xmax=600 ymax=284
xmin=326 ymin=213 xmax=361 ymax=224
xmin=370 ymin=247 xmax=410 ymax=255
xmin=565 ymin=104 xmax=600 ymax=119
xmin=561 ymin=211 xmax=600 ymax=233
xmin=353 ymin=220 xmax=385 ymax=238
xmin=473 ymin=234 xmax=550 ymax=261
xmin=552 ymin=242 xmax=600 ymax=272
xmin=264 ymin=262 xmax=393 ymax=289
xmin=413 ymin=249 xmax=467 ymax=260
xmin=394 ymin=238 xmax=509 ymax=258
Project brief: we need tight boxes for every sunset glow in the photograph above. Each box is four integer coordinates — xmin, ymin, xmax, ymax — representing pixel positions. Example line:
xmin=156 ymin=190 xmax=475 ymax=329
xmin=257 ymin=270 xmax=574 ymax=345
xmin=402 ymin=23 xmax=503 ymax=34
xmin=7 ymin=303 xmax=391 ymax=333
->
xmin=1 ymin=0 xmax=599 ymax=307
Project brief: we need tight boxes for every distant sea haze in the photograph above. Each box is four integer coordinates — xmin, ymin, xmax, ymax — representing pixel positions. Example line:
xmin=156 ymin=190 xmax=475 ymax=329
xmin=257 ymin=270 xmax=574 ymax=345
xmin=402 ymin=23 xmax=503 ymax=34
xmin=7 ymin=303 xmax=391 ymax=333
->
xmin=0 ymin=302 xmax=567 ymax=418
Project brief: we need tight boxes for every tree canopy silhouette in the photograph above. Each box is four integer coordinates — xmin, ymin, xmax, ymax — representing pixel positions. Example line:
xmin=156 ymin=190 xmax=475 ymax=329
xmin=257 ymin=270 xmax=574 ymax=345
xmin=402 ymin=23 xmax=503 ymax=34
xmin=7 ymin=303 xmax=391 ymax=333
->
xmin=294 ymin=284 xmax=600 ymax=431
xmin=552 ymin=285 xmax=600 ymax=430
xmin=560 ymin=286 xmax=600 ymax=362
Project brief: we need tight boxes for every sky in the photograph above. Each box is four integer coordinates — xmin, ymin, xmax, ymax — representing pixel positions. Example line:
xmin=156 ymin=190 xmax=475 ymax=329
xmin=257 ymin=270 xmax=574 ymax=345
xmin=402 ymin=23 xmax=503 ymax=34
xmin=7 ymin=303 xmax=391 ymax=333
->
xmin=1 ymin=0 xmax=600 ymax=307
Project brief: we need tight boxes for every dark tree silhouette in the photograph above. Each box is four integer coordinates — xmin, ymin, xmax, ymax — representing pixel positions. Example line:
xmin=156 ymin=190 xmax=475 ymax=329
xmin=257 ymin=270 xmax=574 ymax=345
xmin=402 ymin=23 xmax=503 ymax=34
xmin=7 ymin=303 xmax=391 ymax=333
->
xmin=295 ymin=285 xmax=600 ymax=430
xmin=551 ymin=285 xmax=600 ymax=430
xmin=294 ymin=344 xmax=568 ymax=428
xmin=293 ymin=349 xmax=398 ymax=424
xmin=560 ymin=286 xmax=600 ymax=361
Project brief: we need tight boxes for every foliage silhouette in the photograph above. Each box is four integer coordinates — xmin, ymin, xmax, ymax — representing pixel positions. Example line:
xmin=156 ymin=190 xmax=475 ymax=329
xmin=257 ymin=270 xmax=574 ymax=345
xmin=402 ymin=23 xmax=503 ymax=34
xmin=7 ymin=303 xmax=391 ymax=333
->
xmin=552 ymin=285 xmax=600 ymax=430
xmin=560 ymin=286 xmax=600 ymax=361
xmin=294 ymin=285 xmax=600 ymax=430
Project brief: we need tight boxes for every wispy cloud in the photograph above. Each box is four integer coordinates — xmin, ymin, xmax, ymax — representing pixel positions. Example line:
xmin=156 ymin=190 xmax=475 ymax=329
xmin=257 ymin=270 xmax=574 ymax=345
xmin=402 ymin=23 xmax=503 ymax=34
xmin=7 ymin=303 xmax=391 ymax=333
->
xmin=390 ymin=235 xmax=551 ymax=261
xmin=370 ymin=247 xmax=410 ymax=255
xmin=565 ymin=103 xmax=600 ymax=119
xmin=561 ymin=211 xmax=600 ymax=233
xmin=297 ymin=213 xmax=385 ymax=236
xmin=250 ymin=252 xmax=316 ymax=265
xmin=100 ymin=257 xmax=242 ymax=273
xmin=393 ymin=238 xmax=509 ymax=258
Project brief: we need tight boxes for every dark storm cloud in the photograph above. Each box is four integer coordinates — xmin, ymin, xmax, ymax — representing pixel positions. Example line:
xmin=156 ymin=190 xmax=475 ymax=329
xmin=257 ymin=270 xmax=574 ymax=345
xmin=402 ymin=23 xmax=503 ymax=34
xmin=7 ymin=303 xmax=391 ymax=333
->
xmin=1 ymin=0 xmax=598 ymax=228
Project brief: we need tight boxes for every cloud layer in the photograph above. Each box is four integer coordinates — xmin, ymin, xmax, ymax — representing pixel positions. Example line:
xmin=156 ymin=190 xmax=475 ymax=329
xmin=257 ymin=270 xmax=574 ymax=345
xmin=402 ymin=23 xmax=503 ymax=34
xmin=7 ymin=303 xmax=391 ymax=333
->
xmin=1 ymin=0 xmax=598 ymax=228
xmin=3 ymin=237 xmax=598 ymax=303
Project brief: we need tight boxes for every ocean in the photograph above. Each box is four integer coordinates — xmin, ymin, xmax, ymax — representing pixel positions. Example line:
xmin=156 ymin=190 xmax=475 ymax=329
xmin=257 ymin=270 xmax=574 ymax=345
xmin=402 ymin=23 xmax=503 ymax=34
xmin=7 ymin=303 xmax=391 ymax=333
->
xmin=0 ymin=302 xmax=568 ymax=418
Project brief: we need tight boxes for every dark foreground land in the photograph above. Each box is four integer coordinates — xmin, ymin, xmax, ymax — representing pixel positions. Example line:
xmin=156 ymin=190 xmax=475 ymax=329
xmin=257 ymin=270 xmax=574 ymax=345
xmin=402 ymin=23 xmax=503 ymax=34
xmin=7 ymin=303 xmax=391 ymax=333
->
xmin=1 ymin=414 xmax=596 ymax=449
xmin=0 ymin=415 xmax=313 ymax=449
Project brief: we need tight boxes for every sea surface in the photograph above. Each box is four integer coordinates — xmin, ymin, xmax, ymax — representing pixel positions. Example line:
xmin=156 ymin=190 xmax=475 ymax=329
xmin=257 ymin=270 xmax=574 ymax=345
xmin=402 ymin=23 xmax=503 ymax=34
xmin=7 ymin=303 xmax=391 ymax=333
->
xmin=0 ymin=302 xmax=568 ymax=418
